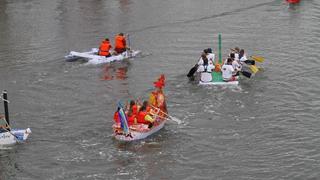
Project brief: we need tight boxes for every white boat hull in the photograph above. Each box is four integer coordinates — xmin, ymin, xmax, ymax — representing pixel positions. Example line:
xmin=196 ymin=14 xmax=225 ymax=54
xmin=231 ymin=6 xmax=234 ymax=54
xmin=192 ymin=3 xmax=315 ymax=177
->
xmin=113 ymin=119 xmax=166 ymax=142
xmin=65 ymin=48 xmax=141 ymax=65
xmin=0 ymin=128 xmax=31 ymax=145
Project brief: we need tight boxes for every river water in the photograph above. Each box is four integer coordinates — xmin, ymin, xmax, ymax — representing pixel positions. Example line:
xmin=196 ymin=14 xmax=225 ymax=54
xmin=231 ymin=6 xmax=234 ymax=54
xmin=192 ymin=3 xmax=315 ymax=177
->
xmin=0 ymin=0 xmax=320 ymax=179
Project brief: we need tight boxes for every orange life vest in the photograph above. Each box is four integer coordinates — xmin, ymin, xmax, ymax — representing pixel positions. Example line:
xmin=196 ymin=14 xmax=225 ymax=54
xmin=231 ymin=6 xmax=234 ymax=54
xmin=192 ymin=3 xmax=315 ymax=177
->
xmin=127 ymin=114 xmax=136 ymax=126
xmin=115 ymin=35 xmax=126 ymax=49
xmin=132 ymin=105 xmax=138 ymax=115
xmin=113 ymin=111 xmax=120 ymax=123
xmin=137 ymin=111 xmax=149 ymax=124
xmin=99 ymin=40 xmax=112 ymax=56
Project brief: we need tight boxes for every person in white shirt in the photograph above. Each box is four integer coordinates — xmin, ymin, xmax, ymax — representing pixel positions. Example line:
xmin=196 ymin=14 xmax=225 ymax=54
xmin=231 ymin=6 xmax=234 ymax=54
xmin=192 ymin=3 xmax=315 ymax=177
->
xmin=239 ymin=49 xmax=255 ymax=65
xmin=198 ymin=48 xmax=215 ymax=65
xmin=197 ymin=53 xmax=215 ymax=82
xmin=206 ymin=48 xmax=215 ymax=64
xmin=222 ymin=58 xmax=237 ymax=82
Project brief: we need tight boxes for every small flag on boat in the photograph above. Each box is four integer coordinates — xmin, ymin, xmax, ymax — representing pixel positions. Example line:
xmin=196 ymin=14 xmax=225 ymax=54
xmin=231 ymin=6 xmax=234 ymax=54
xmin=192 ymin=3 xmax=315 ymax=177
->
xmin=117 ymin=103 xmax=130 ymax=135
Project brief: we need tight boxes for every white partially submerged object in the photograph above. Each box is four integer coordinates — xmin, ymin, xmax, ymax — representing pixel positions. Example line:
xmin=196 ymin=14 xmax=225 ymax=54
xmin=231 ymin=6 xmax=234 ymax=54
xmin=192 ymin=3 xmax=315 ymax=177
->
xmin=65 ymin=48 xmax=141 ymax=65
xmin=0 ymin=90 xmax=31 ymax=146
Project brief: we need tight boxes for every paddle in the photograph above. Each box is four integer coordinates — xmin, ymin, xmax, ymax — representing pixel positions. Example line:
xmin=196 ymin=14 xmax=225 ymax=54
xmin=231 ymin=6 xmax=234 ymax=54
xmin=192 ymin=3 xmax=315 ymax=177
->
xmin=126 ymin=34 xmax=131 ymax=57
xmin=187 ymin=64 xmax=199 ymax=78
xmin=250 ymin=56 xmax=264 ymax=63
xmin=187 ymin=57 xmax=202 ymax=78
xmin=149 ymin=104 xmax=182 ymax=124
xmin=240 ymin=71 xmax=252 ymax=78
xmin=249 ymin=65 xmax=259 ymax=74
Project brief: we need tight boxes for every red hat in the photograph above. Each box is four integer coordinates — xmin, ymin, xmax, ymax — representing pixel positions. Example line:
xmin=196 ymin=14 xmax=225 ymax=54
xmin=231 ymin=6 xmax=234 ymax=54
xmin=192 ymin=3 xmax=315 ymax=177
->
xmin=153 ymin=81 xmax=163 ymax=88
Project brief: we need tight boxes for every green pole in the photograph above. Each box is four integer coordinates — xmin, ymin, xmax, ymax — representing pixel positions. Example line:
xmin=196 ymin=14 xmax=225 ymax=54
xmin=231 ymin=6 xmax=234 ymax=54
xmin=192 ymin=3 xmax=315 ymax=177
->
xmin=218 ymin=34 xmax=222 ymax=64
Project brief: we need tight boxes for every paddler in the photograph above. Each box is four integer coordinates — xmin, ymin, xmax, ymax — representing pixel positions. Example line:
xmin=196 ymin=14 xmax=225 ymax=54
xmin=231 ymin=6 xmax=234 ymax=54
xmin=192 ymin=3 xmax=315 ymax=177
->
xmin=126 ymin=100 xmax=139 ymax=125
xmin=98 ymin=38 xmax=112 ymax=57
xmin=197 ymin=53 xmax=215 ymax=83
xmin=239 ymin=49 xmax=255 ymax=65
xmin=114 ymin=33 xmax=127 ymax=54
xmin=221 ymin=58 xmax=237 ymax=82
xmin=206 ymin=48 xmax=215 ymax=64
xmin=137 ymin=101 xmax=155 ymax=128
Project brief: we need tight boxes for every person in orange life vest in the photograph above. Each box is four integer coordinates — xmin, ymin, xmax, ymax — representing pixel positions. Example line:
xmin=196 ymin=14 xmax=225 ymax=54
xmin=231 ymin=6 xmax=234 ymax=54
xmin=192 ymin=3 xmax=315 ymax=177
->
xmin=114 ymin=33 xmax=127 ymax=54
xmin=113 ymin=107 xmax=121 ymax=124
xmin=126 ymin=100 xmax=139 ymax=125
xmin=98 ymin=38 xmax=112 ymax=57
xmin=137 ymin=101 xmax=155 ymax=126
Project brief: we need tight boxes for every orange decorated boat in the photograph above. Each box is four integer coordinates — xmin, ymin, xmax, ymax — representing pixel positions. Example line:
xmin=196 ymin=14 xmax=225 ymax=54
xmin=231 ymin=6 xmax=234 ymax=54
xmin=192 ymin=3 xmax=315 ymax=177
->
xmin=112 ymin=75 xmax=168 ymax=141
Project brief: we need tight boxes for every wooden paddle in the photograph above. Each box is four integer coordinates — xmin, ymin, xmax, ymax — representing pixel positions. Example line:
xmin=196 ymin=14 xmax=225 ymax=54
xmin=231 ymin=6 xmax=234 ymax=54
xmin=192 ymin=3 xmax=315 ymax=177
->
xmin=149 ymin=104 xmax=182 ymax=124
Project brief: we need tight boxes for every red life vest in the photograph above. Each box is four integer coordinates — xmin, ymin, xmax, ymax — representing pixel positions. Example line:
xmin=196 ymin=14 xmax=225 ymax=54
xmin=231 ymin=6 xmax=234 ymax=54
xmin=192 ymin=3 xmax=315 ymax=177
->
xmin=132 ymin=105 xmax=138 ymax=115
xmin=137 ymin=111 xmax=149 ymax=124
xmin=127 ymin=114 xmax=136 ymax=126
xmin=99 ymin=40 xmax=112 ymax=56
xmin=115 ymin=35 xmax=126 ymax=49
xmin=113 ymin=111 xmax=120 ymax=123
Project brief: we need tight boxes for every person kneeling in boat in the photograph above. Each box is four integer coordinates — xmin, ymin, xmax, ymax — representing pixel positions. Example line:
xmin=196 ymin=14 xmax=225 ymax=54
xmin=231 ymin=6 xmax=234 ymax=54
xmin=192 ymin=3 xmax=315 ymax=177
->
xmin=114 ymin=33 xmax=127 ymax=54
xmin=98 ymin=38 xmax=112 ymax=57
xmin=137 ymin=101 xmax=155 ymax=128
xmin=222 ymin=58 xmax=237 ymax=82
xmin=197 ymin=53 xmax=215 ymax=83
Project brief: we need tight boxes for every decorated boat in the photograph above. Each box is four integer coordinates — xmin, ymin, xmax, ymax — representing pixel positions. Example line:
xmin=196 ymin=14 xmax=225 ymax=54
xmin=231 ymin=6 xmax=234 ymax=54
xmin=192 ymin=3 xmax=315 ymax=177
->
xmin=0 ymin=91 xmax=31 ymax=146
xmin=112 ymin=75 xmax=168 ymax=142
xmin=65 ymin=48 xmax=141 ymax=65
xmin=113 ymin=116 xmax=167 ymax=141
xmin=194 ymin=34 xmax=263 ymax=86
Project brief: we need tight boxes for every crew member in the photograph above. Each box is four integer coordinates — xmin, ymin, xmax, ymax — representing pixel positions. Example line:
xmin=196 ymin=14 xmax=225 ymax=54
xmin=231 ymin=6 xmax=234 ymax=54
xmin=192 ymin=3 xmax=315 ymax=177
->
xmin=137 ymin=101 xmax=155 ymax=127
xmin=98 ymin=38 xmax=112 ymax=57
xmin=114 ymin=33 xmax=127 ymax=54
xmin=197 ymin=53 xmax=215 ymax=83
xmin=222 ymin=58 xmax=236 ymax=82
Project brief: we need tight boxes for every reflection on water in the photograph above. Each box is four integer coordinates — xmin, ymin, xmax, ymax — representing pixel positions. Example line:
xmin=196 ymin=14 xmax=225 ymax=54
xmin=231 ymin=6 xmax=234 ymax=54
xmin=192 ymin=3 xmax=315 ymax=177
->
xmin=101 ymin=63 xmax=128 ymax=81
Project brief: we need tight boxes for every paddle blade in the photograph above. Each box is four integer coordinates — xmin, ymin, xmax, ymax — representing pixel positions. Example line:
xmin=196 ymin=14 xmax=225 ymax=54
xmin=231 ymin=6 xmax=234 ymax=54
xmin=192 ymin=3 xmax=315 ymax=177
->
xmin=249 ymin=65 xmax=259 ymax=74
xmin=169 ymin=116 xmax=182 ymax=124
xmin=251 ymin=56 xmax=265 ymax=63
xmin=187 ymin=65 xmax=198 ymax=77
xmin=241 ymin=71 xmax=252 ymax=78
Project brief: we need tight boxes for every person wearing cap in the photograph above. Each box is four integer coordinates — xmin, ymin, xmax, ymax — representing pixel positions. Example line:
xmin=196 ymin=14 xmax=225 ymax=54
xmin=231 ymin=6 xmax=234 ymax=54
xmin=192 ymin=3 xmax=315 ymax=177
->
xmin=98 ymin=38 xmax=112 ymax=57
xmin=114 ymin=33 xmax=127 ymax=54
